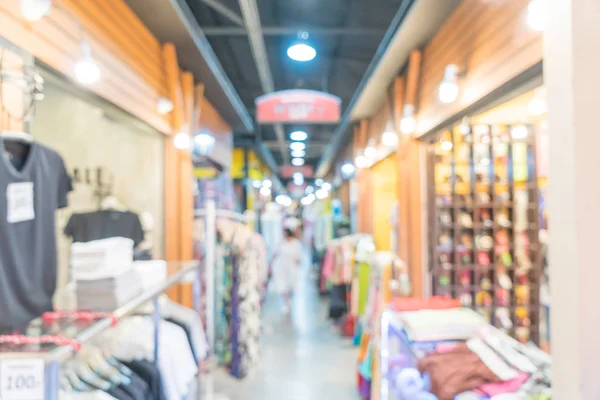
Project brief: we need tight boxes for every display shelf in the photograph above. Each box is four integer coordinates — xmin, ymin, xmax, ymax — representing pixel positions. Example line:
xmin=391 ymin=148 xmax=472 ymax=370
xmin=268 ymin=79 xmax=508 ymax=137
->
xmin=428 ymin=124 xmax=541 ymax=344
xmin=0 ymin=260 xmax=200 ymax=400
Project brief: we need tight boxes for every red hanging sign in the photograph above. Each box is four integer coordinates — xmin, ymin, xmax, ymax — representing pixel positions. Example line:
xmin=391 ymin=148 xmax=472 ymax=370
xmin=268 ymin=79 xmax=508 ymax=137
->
xmin=255 ymin=90 xmax=341 ymax=124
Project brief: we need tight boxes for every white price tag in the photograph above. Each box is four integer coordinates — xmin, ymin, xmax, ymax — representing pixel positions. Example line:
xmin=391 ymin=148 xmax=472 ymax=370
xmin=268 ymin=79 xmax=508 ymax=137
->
xmin=0 ymin=359 xmax=45 ymax=400
xmin=6 ymin=182 xmax=35 ymax=224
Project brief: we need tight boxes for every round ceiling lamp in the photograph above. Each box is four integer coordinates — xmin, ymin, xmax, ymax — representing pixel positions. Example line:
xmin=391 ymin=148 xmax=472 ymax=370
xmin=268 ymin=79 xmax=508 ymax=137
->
xmin=287 ymin=43 xmax=317 ymax=62
xmin=290 ymin=130 xmax=308 ymax=141
xmin=291 ymin=149 xmax=305 ymax=158
xmin=290 ymin=142 xmax=306 ymax=151
xmin=194 ymin=131 xmax=216 ymax=156
xmin=291 ymin=158 xmax=305 ymax=166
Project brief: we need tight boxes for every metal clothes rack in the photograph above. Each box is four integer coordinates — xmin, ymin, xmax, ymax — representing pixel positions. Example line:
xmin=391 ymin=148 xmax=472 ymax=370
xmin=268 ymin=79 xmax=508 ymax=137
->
xmin=0 ymin=261 xmax=200 ymax=400
xmin=194 ymin=200 xmax=247 ymax=400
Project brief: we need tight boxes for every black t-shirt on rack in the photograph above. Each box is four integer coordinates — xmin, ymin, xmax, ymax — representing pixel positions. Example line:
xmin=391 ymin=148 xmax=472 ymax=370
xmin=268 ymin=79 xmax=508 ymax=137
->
xmin=0 ymin=140 xmax=72 ymax=332
xmin=64 ymin=210 xmax=144 ymax=246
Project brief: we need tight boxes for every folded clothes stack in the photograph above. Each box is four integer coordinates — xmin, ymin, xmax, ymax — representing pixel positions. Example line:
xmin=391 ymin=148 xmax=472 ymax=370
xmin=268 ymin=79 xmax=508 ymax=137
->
xmin=399 ymin=308 xmax=488 ymax=342
xmin=134 ymin=260 xmax=168 ymax=291
xmin=72 ymin=237 xmax=142 ymax=311
xmin=71 ymin=238 xmax=135 ymax=280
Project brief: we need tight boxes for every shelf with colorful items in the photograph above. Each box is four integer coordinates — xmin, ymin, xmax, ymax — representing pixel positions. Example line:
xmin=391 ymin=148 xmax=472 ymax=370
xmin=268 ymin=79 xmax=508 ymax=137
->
xmin=429 ymin=123 xmax=541 ymax=344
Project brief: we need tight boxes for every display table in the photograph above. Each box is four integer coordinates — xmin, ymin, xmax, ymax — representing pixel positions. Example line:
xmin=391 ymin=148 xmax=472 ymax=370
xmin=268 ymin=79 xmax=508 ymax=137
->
xmin=379 ymin=306 xmax=551 ymax=400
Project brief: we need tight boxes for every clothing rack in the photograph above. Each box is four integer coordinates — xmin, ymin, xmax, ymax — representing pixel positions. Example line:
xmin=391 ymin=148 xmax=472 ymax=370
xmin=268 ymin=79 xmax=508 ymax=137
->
xmin=195 ymin=200 xmax=246 ymax=400
xmin=0 ymin=261 xmax=200 ymax=400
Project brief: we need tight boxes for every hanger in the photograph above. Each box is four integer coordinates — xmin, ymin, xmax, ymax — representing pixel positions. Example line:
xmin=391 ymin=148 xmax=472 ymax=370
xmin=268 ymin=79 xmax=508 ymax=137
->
xmin=0 ymin=130 xmax=33 ymax=143
xmin=100 ymin=195 xmax=127 ymax=211
xmin=78 ymin=345 xmax=129 ymax=385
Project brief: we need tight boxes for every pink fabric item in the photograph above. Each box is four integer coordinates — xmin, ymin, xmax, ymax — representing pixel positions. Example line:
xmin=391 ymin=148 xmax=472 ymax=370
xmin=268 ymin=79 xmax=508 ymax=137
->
xmin=321 ymin=246 xmax=335 ymax=290
xmin=476 ymin=371 xmax=530 ymax=396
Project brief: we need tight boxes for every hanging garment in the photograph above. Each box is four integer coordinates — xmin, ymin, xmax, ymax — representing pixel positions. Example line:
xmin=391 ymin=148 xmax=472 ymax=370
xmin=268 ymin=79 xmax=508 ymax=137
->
xmin=0 ymin=140 xmax=72 ymax=332
xmin=65 ymin=210 xmax=144 ymax=247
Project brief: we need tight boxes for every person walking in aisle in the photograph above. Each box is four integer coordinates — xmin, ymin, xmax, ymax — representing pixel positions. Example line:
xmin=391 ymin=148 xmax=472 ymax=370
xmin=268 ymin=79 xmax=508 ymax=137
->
xmin=271 ymin=228 xmax=302 ymax=314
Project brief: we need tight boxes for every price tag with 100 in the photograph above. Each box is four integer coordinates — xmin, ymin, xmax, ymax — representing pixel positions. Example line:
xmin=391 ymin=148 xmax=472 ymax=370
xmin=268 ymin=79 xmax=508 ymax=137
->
xmin=0 ymin=359 xmax=45 ymax=400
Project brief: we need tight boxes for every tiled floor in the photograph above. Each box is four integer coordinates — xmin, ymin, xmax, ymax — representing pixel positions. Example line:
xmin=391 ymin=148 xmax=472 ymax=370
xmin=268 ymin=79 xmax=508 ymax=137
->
xmin=214 ymin=257 xmax=359 ymax=400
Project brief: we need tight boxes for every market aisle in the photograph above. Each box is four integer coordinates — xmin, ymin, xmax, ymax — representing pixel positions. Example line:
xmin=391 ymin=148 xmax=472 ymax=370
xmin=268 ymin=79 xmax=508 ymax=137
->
xmin=214 ymin=252 xmax=359 ymax=400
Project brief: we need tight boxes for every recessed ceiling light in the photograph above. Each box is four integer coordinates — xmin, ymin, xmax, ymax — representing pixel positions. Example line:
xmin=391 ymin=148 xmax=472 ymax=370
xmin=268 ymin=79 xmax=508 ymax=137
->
xmin=290 ymin=130 xmax=308 ymax=141
xmin=291 ymin=150 xmax=306 ymax=158
xmin=290 ymin=142 xmax=306 ymax=151
xmin=291 ymin=158 xmax=305 ymax=166
xmin=287 ymin=43 xmax=317 ymax=62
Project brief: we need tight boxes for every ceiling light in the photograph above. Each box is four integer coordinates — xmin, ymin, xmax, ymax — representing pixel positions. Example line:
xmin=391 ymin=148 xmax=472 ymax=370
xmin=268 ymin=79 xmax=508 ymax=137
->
xmin=276 ymin=195 xmax=291 ymax=207
xmin=194 ymin=131 xmax=216 ymax=156
xmin=75 ymin=59 xmax=100 ymax=85
xmin=290 ymin=130 xmax=308 ymax=141
xmin=75 ymin=40 xmax=101 ymax=85
xmin=292 ymin=158 xmax=305 ymax=166
xmin=252 ymin=180 xmax=262 ymax=189
xmin=440 ymin=140 xmax=453 ymax=152
xmin=511 ymin=125 xmax=529 ymax=140
xmin=315 ymin=179 xmax=323 ymax=187
xmin=400 ymin=104 xmax=417 ymax=135
xmin=291 ymin=149 xmax=306 ymax=158
xmin=364 ymin=140 xmax=377 ymax=160
xmin=341 ymin=162 xmax=356 ymax=179
xmin=321 ymin=182 xmax=332 ymax=192
xmin=439 ymin=64 xmax=459 ymax=104
xmin=301 ymin=194 xmax=316 ymax=206
xmin=262 ymin=179 xmax=272 ymax=189
xmin=260 ymin=186 xmax=271 ymax=197
xmin=305 ymin=186 xmax=314 ymax=194
xmin=293 ymin=175 xmax=304 ymax=186
xmin=173 ymin=132 xmax=191 ymax=150
xmin=528 ymin=87 xmax=547 ymax=116
xmin=527 ymin=0 xmax=545 ymax=31
xmin=290 ymin=142 xmax=306 ymax=151
xmin=459 ymin=117 xmax=471 ymax=134
xmin=20 ymin=0 xmax=51 ymax=21
xmin=355 ymin=155 xmax=369 ymax=169
xmin=157 ymin=97 xmax=174 ymax=114
xmin=287 ymin=43 xmax=317 ymax=62
xmin=315 ymin=189 xmax=328 ymax=200
xmin=382 ymin=124 xmax=399 ymax=147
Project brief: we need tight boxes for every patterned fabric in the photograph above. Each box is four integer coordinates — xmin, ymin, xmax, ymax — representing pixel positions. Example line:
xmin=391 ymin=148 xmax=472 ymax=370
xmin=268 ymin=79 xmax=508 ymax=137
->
xmin=211 ymin=222 xmax=267 ymax=379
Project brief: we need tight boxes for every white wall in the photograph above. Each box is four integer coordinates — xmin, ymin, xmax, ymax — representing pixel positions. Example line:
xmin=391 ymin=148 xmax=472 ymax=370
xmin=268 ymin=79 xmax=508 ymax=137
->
xmin=32 ymin=74 xmax=165 ymax=288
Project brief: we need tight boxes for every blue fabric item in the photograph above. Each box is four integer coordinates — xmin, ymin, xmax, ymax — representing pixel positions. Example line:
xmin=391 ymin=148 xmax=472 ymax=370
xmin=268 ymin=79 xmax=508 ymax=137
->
xmin=353 ymin=321 xmax=363 ymax=346
xmin=358 ymin=341 xmax=373 ymax=381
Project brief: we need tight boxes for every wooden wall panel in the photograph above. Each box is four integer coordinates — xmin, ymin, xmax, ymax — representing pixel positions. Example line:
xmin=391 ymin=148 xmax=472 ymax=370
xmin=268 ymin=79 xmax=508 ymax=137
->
xmin=0 ymin=0 xmax=170 ymax=133
xmin=416 ymin=0 xmax=542 ymax=135
xmin=372 ymin=156 xmax=397 ymax=251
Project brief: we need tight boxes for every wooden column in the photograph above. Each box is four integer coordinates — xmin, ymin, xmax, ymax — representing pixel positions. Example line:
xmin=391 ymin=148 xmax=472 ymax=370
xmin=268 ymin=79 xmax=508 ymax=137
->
xmin=395 ymin=49 xmax=424 ymax=297
xmin=162 ymin=44 xmax=183 ymax=262
xmin=356 ymin=120 xmax=373 ymax=234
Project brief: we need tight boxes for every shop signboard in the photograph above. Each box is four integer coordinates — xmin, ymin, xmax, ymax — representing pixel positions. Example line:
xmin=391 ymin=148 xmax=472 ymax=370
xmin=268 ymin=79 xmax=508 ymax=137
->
xmin=255 ymin=89 xmax=341 ymax=124
xmin=280 ymin=165 xmax=313 ymax=178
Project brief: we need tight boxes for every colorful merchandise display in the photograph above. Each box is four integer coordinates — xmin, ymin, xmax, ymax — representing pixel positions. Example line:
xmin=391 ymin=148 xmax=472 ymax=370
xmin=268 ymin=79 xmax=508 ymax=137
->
xmin=429 ymin=124 xmax=541 ymax=344
xmin=322 ymin=234 xmax=375 ymax=322
xmin=197 ymin=218 xmax=268 ymax=379
xmin=356 ymin=252 xmax=411 ymax=399
xmin=380 ymin=304 xmax=551 ymax=400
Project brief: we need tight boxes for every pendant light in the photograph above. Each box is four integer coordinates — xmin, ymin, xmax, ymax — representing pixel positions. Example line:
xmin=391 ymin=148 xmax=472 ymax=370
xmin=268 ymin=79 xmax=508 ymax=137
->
xmin=173 ymin=132 xmax=191 ymax=150
xmin=194 ymin=130 xmax=216 ymax=156
xmin=75 ymin=40 xmax=101 ymax=85
xmin=439 ymin=65 xmax=459 ymax=104
xmin=364 ymin=139 xmax=377 ymax=160
xmin=382 ymin=122 xmax=398 ymax=147
xmin=399 ymin=104 xmax=417 ymax=135
xmin=527 ymin=0 xmax=545 ymax=31
xmin=20 ymin=0 xmax=51 ymax=21
xmin=341 ymin=162 xmax=356 ymax=179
